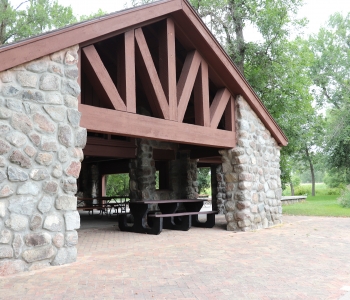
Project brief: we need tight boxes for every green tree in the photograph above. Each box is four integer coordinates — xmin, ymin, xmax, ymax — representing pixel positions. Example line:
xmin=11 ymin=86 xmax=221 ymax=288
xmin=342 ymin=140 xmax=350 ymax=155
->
xmin=197 ymin=167 xmax=211 ymax=194
xmin=106 ymin=174 xmax=130 ymax=196
xmin=309 ymin=13 xmax=350 ymax=184
xmin=0 ymin=0 xmax=77 ymax=45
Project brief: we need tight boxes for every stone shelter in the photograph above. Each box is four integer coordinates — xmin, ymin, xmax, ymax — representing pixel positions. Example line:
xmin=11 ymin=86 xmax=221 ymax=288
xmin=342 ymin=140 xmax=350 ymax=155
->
xmin=0 ymin=0 xmax=287 ymax=275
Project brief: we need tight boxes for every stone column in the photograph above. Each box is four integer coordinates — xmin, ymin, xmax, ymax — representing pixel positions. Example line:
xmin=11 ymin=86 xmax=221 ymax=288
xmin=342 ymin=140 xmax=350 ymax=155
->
xmin=129 ymin=139 xmax=156 ymax=201
xmin=222 ymin=96 xmax=282 ymax=232
xmin=0 ymin=46 xmax=86 ymax=275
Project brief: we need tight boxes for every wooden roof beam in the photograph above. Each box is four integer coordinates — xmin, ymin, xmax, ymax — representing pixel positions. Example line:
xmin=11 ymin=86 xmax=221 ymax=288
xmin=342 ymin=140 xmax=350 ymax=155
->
xmin=79 ymin=104 xmax=235 ymax=148
xmin=210 ymin=88 xmax=231 ymax=129
xmin=117 ymin=30 xmax=136 ymax=113
xmin=135 ymin=27 xmax=169 ymax=119
xmin=82 ymin=45 xmax=126 ymax=111
xmin=177 ymin=50 xmax=201 ymax=122
xmin=159 ymin=18 xmax=177 ymax=121
xmin=194 ymin=60 xmax=210 ymax=127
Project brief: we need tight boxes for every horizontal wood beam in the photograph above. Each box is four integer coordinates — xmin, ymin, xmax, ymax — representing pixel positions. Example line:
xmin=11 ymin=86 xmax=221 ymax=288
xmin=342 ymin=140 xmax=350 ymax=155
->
xmin=79 ymin=104 xmax=235 ymax=148
xmin=83 ymin=144 xmax=136 ymax=158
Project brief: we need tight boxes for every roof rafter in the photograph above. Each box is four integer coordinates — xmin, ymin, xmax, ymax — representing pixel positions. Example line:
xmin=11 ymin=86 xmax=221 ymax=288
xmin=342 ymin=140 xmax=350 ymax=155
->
xmin=135 ymin=27 xmax=170 ymax=119
xmin=82 ymin=45 xmax=126 ymax=111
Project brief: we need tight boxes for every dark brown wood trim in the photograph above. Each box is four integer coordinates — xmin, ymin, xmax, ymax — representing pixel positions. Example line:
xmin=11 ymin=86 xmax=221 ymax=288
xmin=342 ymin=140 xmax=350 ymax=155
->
xmin=177 ymin=50 xmax=201 ymax=122
xmin=82 ymin=45 xmax=126 ymax=111
xmin=210 ymin=88 xmax=231 ymax=129
xmin=135 ymin=27 xmax=169 ymax=119
xmin=194 ymin=60 xmax=210 ymax=127
xmin=79 ymin=104 xmax=235 ymax=148
xmin=225 ymin=96 xmax=235 ymax=131
xmin=159 ymin=18 xmax=177 ymax=121
xmin=118 ymin=30 xmax=136 ymax=113
xmin=83 ymin=144 xmax=136 ymax=158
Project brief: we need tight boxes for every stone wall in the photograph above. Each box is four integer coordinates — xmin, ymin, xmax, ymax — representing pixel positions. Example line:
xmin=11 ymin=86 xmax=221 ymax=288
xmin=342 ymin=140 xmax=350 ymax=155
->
xmin=0 ymin=46 xmax=87 ymax=275
xmin=222 ymin=96 xmax=282 ymax=231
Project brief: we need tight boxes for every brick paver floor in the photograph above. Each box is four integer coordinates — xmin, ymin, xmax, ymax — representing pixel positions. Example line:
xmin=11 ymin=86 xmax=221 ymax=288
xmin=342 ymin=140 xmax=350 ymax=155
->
xmin=0 ymin=214 xmax=349 ymax=300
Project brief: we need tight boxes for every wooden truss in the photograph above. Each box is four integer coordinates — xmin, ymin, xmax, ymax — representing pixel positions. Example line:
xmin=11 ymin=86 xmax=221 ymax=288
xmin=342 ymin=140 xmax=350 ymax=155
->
xmin=79 ymin=18 xmax=236 ymax=148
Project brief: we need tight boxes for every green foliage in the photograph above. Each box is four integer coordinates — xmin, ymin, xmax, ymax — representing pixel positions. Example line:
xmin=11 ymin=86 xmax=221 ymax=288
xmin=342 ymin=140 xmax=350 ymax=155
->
xmin=291 ymin=174 xmax=301 ymax=187
xmin=338 ymin=186 xmax=350 ymax=208
xmin=106 ymin=174 xmax=130 ymax=196
xmin=293 ymin=185 xmax=311 ymax=196
xmin=0 ymin=0 xmax=77 ymax=45
xmin=283 ymin=194 xmax=350 ymax=217
xmin=283 ymin=182 xmax=341 ymax=196
xmin=309 ymin=13 xmax=350 ymax=182
xmin=197 ymin=167 xmax=211 ymax=195
xmin=323 ymin=169 xmax=350 ymax=188
xmin=79 ymin=8 xmax=107 ymax=22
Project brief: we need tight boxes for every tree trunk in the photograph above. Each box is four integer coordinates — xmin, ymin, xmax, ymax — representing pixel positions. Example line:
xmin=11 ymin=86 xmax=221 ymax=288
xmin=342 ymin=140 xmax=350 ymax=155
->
xmin=305 ymin=146 xmax=315 ymax=196
xmin=290 ymin=181 xmax=294 ymax=196
xmin=229 ymin=0 xmax=245 ymax=74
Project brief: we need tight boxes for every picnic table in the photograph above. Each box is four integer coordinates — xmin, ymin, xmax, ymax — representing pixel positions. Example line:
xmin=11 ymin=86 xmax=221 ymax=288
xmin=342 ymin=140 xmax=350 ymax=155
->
xmin=77 ymin=196 xmax=129 ymax=216
xmin=119 ymin=199 xmax=217 ymax=235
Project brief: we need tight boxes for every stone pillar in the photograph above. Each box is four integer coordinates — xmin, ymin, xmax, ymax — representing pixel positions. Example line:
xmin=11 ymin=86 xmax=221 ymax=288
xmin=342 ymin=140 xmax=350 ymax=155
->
xmin=186 ymin=158 xmax=199 ymax=199
xmin=214 ymin=164 xmax=226 ymax=214
xmin=0 ymin=46 xmax=86 ymax=275
xmin=222 ymin=96 xmax=282 ymax=232
xmin=129 ymin=139 xmax=156 ymax=201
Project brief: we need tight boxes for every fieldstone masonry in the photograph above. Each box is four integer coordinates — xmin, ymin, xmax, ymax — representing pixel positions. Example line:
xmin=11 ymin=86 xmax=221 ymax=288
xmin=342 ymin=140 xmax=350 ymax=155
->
xmin=0 ymin=45 xmax=86 ymax=276
xmin=221 ymin=96 xmax=282 ymax=231
xmin=129 ymin=139 xmax=198 ymax=202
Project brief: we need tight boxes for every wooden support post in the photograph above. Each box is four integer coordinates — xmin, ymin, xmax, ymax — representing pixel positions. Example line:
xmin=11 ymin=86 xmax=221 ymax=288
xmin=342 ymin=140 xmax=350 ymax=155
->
xmin=82 ymin=45 xmax=126 ymax=111
xmin=135 ymin=27 xmax=169 ymax=119
xmin=210 ymin=88 xmax=231 ymax=129
xmin=225 ymin=96 xmax=236 ymax=131
xmin=159 ymin=18 xmax=177 ymax=121
xmin=177 ymin=50 xmax=201 ymax=122
xmin=117 ymin=30 xmax=136 ymax=113
xmin=194 ymin=60 xmax=210 ymax=127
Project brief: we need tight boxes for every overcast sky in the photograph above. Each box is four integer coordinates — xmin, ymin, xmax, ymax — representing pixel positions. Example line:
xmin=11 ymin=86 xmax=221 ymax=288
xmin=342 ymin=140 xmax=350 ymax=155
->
xmin=11 ymin=0 xmax=350 ymax=36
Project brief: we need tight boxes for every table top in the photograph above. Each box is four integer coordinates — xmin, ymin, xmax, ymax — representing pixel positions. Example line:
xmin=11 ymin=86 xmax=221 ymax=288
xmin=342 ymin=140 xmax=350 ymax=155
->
xmin=133 ymin=199 xmax=205 ymax=204
xmin=78 ymin=196 xmax=129 ymax=201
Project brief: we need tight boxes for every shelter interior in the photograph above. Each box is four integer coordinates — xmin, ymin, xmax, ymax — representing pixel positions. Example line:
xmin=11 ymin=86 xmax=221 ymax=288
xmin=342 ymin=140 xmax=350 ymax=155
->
xmin=77 ymin=18 xmax=235 ymax=210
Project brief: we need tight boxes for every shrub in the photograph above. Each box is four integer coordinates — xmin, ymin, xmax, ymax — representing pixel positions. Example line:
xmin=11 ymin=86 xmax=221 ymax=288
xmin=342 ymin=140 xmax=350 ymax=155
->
xmin=338 ymin=186 xmax=350 ymax=208
xmin=294 ymin=186 xmax=311 ymax=195
xmin=326 ymin=188 xmax=342 ymax=195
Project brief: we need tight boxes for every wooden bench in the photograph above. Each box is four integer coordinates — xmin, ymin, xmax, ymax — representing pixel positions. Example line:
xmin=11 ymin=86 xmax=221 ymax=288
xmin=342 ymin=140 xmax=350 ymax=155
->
xmin=119 ymin=199 xmax=217 ymax=235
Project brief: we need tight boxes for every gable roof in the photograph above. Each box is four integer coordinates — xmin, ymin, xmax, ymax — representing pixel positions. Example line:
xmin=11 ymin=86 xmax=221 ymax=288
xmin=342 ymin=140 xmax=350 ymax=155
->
xmin=0 ymin=0 xmax=288 ymax=146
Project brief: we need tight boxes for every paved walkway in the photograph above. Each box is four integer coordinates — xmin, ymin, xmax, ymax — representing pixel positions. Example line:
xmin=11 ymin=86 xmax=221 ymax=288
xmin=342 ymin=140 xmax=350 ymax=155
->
xmin=0 ymin=215 xmax=350 ymax=299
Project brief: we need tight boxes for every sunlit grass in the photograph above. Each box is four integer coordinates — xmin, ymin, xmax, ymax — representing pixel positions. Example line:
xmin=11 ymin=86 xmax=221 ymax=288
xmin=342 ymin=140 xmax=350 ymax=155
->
xmin=282 ymin=183 xmax=350 ymax=217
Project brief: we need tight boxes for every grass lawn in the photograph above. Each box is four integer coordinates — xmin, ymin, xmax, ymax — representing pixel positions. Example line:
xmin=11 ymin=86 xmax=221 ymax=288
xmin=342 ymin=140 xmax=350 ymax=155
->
xmin=282 ymin=183 xmax=350 ymax=217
